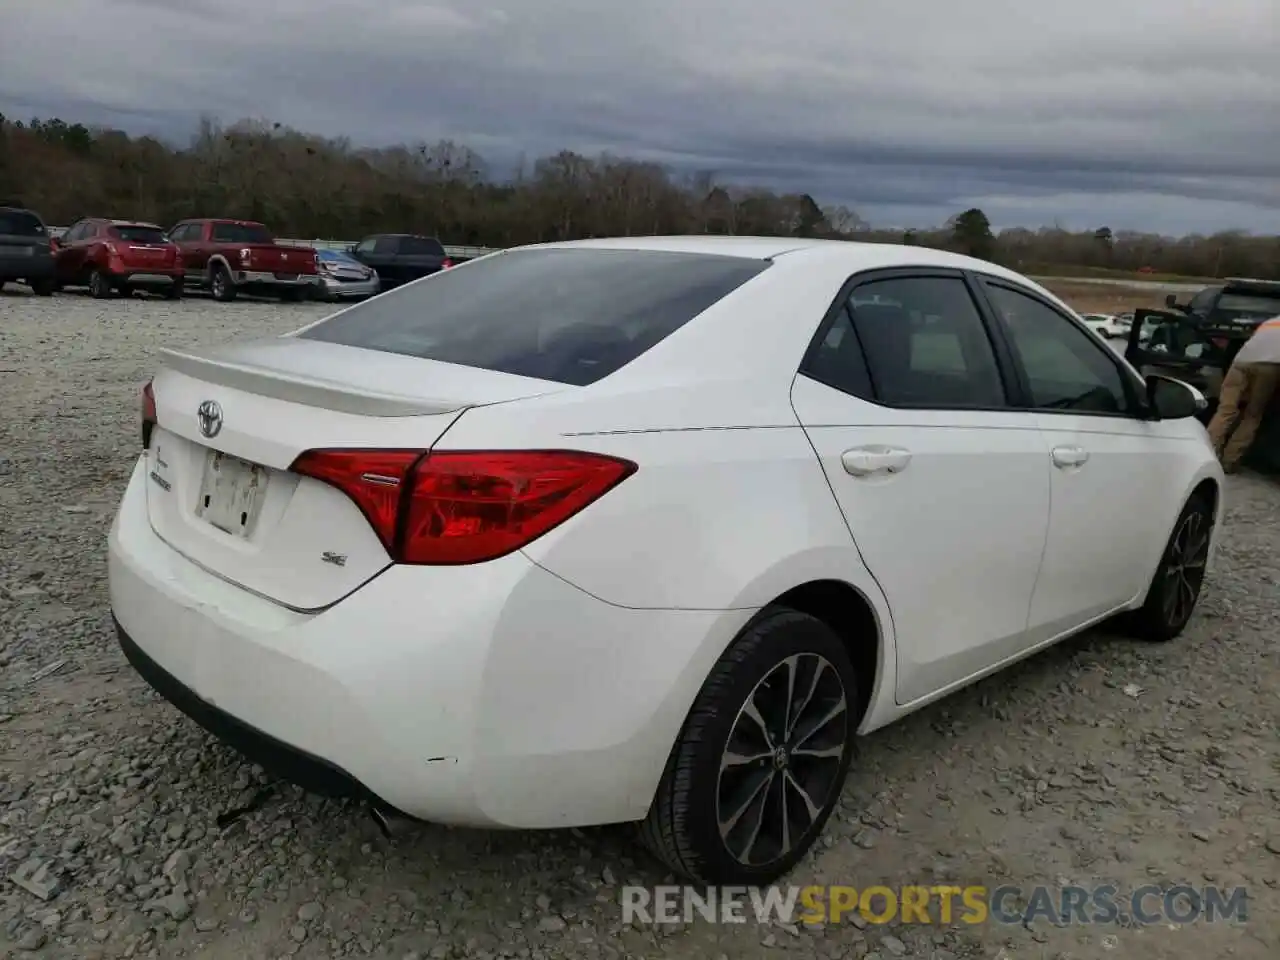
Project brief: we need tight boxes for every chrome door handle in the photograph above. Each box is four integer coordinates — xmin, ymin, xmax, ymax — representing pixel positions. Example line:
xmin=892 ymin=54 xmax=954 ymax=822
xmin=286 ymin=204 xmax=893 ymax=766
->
xmin=841 ymin=445 xmax=913 ymax=477
xmin=1051 ymin=445 xmax=1089 ymax=469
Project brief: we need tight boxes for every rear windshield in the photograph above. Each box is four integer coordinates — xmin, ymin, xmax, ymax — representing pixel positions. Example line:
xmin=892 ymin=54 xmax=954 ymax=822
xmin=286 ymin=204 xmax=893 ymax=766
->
xmin=400 ymin=236 xmax=445 ymax=256
xmin=112 ymin=225 xmax=168 ymax=244
xmin=0 ymin=211 xmax=45 ymax=237
xmin=211 ymin=222 xmax=274 ymax=244
xmin=299 ymin=248 xmax=770 ymax=386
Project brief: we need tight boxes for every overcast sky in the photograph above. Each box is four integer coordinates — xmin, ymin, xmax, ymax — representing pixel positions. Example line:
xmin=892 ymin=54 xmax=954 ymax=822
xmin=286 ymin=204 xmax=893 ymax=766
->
xmin=3 ymin=0 xmax=1277 ymax=234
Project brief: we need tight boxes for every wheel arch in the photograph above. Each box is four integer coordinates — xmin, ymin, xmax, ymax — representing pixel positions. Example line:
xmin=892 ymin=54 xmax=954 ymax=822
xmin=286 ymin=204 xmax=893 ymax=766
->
xmin=768 ymin=579 xmax=885 ymax=729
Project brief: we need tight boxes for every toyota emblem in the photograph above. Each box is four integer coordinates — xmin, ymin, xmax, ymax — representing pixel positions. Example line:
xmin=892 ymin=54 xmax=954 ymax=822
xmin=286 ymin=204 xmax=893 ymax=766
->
xmin=197 ymin=400 xmax=224 ymax=439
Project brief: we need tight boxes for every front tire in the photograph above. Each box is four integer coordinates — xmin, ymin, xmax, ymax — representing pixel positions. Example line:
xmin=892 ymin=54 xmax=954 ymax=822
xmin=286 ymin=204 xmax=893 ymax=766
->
xmin=638 ymin=607 xmax=857 ymax=885
xmin=1123 ymin=493 xmax=1214 ymax=642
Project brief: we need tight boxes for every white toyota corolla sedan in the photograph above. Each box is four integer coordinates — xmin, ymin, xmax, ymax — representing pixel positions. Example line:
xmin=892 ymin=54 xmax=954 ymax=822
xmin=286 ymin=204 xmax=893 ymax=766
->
xmin=108 ymin=237 xmax=1224 ymax=885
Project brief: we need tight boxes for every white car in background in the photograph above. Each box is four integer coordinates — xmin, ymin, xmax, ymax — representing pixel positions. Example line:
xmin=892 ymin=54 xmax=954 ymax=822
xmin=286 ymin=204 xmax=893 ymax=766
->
xmin=1080 ymin=312 xmax=1130 ymax=339
xmin=108 ymin=237 xmax=1224 ymax=885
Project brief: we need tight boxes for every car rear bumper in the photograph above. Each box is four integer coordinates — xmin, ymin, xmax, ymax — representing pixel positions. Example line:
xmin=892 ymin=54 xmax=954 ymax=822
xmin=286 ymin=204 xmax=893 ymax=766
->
xmin=116 ymin=270 xmax=183 ymax=285
xmin=107 ymin=455 xmax=731 ymax=828
xmin=0 ymin=254 xmax=55 ymax=280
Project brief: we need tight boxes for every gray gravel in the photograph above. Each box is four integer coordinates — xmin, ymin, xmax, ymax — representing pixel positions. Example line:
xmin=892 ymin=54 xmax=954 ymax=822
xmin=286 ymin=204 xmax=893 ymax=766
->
xmin=1 ymin=284 xmax=1278 ymax=959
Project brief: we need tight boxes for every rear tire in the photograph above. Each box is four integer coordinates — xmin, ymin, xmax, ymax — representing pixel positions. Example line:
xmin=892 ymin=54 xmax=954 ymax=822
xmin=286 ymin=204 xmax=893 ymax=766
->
xmin=210 ymin=265 xmax=236 ymax=302
xmin=88 ymin=268 xmax=113 ymax=299
xmin=638 ymin=607 xmax=858 ymax=885
xmin=30 ymin=278 xmax=55 ymax=297
xmin=1121 ymin=493 xmax=1214 ymax=642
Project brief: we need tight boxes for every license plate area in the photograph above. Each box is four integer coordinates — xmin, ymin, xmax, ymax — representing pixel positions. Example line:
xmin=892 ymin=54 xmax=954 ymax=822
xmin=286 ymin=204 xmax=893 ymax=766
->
xmin=195 ymin=450 xmax=267 ymax=538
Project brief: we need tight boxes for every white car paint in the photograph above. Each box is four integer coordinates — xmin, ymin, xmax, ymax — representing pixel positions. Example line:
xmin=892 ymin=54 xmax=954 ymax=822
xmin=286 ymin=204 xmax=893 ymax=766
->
xmin=108 ymin=236 xmax=1224 ymax=883
xmin=1080 ymin=312 xmax=1130 ymax=339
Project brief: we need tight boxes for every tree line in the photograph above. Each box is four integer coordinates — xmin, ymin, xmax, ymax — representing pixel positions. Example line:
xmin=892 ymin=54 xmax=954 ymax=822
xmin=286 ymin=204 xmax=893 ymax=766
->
xmin=2 ymin=114 xmax=1277 ymax=280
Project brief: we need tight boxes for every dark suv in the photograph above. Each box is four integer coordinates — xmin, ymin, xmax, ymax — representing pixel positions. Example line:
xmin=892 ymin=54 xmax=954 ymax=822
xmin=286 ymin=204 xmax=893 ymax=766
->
xmin=0 ymin=205 xmax=56 ymax=296
xmin=1125 ymin=277 xmax=1280 ymax=472
xmin=347 ymin=234 xmax=453 ymax=289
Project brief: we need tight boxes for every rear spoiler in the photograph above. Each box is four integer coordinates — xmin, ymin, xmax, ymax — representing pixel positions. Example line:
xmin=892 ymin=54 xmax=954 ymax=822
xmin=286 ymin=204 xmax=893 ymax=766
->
xmin=158 ymin=347 xmax=468 ymax=417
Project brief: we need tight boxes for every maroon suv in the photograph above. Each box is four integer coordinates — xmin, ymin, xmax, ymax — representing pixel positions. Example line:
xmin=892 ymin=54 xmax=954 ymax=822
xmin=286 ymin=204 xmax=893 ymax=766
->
xmin=54 ymin=218 xmax=185 ymax=298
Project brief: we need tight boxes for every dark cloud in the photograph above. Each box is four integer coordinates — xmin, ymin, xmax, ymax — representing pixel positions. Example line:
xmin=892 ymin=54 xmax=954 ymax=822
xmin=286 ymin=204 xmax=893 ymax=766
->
xmin=3 ymin=0 xmax=1277 ymax=233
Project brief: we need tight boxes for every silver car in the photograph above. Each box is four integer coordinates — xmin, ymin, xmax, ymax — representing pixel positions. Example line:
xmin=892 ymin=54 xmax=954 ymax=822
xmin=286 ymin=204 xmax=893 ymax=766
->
xmin=315 ymin=248 xmax=380 ymax=301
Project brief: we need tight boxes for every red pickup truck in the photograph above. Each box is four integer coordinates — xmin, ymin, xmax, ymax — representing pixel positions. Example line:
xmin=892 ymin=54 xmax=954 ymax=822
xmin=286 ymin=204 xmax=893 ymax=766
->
xmin=167 ymin=219 xmax=320 ymax=302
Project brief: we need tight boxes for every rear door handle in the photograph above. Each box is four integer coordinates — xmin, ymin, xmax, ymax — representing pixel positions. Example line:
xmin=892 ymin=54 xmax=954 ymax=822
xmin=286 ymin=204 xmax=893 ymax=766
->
xmin=841 ymin=445 xmax=912 ymax=477
xmin=1051 ymin=445 xmax=1089 ymax=469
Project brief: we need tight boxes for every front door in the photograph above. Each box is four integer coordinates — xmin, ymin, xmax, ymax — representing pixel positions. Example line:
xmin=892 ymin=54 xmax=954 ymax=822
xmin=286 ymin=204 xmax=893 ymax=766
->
xmin=791 ymin=271 xmax=1051 ymax=705
xmin=978 ymin=280 xmax=1181 ymax=636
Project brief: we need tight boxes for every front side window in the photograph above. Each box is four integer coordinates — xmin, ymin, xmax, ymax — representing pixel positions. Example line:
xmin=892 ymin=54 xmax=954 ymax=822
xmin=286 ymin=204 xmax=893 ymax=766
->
xmin=984 ymin=282 xmax=1133 ymax=415
xmin=299 ymin=248 xmax=771 ymax=386
xmin=809 ymin=275 xmax=1007 ymax=408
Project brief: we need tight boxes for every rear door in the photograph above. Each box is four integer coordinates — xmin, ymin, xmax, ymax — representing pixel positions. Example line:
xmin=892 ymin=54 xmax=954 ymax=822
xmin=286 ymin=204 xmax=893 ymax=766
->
xmin=53 ymin=220 xmax=89 ymax=279
xmin=170 ymin=223 xmax=210 ymax=274
xmin=790 ymin=269 xmax=1052 ymax=705
xmin=978 ymin=279 xmax=1181 ymax=630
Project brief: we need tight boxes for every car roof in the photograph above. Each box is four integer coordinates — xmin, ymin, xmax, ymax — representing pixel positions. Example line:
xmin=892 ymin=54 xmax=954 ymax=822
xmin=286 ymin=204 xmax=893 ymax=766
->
xmin=518 ymin=235 xmax=1046 ymax=283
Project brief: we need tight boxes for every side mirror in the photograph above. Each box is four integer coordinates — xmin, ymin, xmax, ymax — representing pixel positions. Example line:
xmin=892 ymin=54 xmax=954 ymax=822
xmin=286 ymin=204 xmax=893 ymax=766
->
xmin=1146 ymin=374 xmax=1205 ymax=420
xmin=1164 ymin=293 xmax=1178 ymax=309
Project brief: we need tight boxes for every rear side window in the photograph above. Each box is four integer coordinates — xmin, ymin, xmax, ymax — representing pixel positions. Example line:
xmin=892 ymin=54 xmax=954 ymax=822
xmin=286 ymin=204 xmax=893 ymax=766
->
xmin=211 ymin=222 xmax=273 ymax=244
xmin=400 ymin=236 xmax=445 ymax=256
xmin=300 ymin=248 xmax=771 ymax=386
xmin=805 ymin=275 xmax=1008 ymax=408
xmin=112 ymin=225 xmax=168 ymax=243
xmin=0 ymin=211 xmax=45 ymax=236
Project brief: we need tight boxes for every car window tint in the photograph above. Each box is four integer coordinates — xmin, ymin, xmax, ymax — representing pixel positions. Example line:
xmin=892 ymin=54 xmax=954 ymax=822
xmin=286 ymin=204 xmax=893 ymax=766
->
xmin=803 ymin=304 xmax=874 ymax=399
xmin=0 ymin=211 xmax=45 ymax=236
xmin=843 ymin=276 xmax=1007 ymax=408
xmin=112 ymin=225 xmax=167 ymax=243
xmin=985 ymin=283 xmax=1132 ymax=414
xmin=211 ymin=222 xmax=273 ymax=244
xmin=400 ymin=236 xmax=445 ymax=255
xmin=300 ymin=248 xmax=770 ymax=387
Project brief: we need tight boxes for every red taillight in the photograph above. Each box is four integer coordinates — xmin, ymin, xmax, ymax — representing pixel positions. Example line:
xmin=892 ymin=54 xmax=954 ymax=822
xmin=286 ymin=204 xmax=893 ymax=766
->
xmin=290 ymin=449 xmax=636 ymax=565
xmin=141 ymin=380 xmax=157 ymax=448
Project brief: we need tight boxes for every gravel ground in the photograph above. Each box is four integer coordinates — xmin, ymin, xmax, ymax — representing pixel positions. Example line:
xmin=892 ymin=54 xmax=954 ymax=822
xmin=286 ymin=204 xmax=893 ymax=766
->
xmin=0 ymin=285 xmax=1278 ymax=960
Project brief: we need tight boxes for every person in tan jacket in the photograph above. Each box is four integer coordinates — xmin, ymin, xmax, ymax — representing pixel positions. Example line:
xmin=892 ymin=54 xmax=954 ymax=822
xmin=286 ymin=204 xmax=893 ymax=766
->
xmin=1207 ymin=315 xmax=1280 ymax=472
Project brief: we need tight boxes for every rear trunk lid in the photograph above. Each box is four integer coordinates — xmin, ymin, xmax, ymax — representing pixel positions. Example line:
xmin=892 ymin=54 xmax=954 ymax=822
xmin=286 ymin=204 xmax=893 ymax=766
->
xmin=245 ymin=245 xmax=317 ymax=276
xmin=144 ymin=337 xmax=567 ymax=610
xmin=116 ymin=239 xmax=179 ymax=271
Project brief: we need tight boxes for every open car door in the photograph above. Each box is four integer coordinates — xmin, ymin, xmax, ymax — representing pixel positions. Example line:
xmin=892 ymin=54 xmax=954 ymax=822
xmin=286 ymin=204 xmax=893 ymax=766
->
xmin=1124 ymin=307 xmax=1228 ymax=422
xmin=1125 ymin=308 xmax=1280 ymax=475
